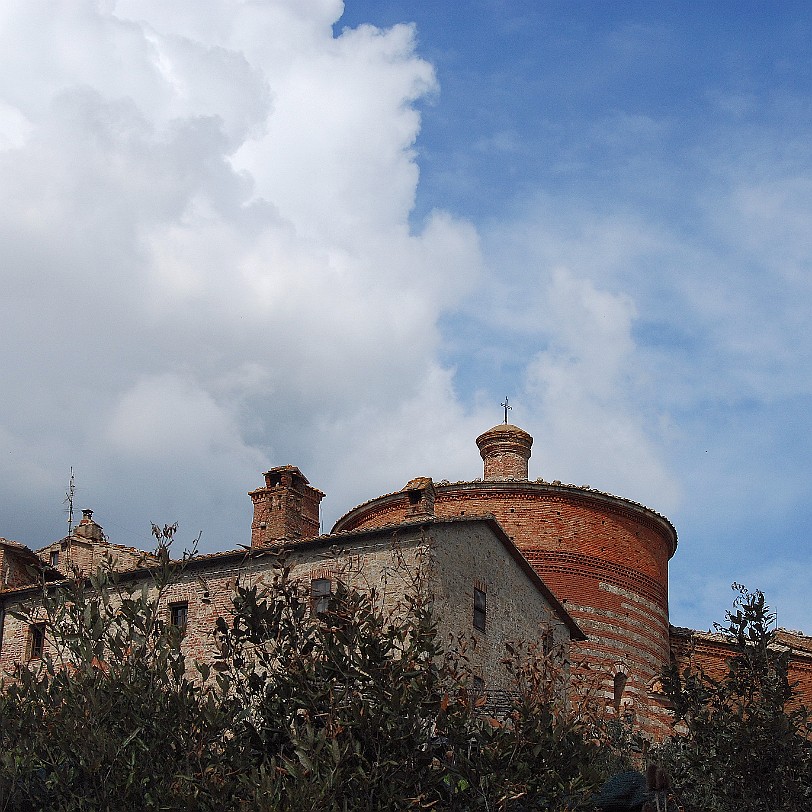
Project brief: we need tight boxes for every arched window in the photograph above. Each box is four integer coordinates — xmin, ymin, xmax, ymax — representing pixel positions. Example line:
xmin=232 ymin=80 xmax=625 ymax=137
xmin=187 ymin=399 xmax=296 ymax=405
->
xmin=613 ymin=671 xmax=627 ymax=714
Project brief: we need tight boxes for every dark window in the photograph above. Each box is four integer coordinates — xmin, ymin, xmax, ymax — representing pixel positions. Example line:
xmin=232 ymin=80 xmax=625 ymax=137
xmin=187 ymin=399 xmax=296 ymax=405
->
xmin=49 ymin=550 xmax=59 ymax=568
xmin=473 ymin=587 xmax=487 ymax=631
xmin=311 ymin=577 xmax=332 ymax=614
xmin=27 ymin=622 xmax=45 ymax=660
xmin=613 ymin=672 xmax=627 ymax=713
xmin=472 ymin=675 xmax=485 ymax=692
xmin=170 ymin=602 xmax=188 ymax=632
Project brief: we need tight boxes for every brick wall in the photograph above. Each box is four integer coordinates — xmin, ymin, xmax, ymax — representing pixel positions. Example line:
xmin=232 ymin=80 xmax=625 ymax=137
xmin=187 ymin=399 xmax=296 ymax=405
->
xmin=670 ymin=626 xmax=812 ymax=713
xmin=332 ymin=481 xmax=677 ymax=737
xmin=1 ymin=548 xmax=34 ymax=590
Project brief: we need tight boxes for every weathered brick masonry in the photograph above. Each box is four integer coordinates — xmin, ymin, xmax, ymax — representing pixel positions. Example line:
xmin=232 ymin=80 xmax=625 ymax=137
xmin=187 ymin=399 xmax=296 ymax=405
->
xmin=332 ymin=422 xmax=809 ymax=738
xmin=2 ymin=421 xmax=811 ymax=741
xmin=0 ymin=514 xmax=582 ymax=694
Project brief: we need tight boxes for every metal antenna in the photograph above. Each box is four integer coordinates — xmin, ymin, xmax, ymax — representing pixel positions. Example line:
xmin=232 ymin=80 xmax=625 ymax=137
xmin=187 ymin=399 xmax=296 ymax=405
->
xmin=501 ymin=397 xmax=512 ymax=424
xmin=64 ymin=467 xmax=75 ymax=538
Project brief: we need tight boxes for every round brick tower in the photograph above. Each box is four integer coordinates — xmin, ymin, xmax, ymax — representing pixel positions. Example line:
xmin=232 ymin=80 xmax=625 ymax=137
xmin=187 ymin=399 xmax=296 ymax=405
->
xmin=332 ymin=423 xmax=678 ymax=737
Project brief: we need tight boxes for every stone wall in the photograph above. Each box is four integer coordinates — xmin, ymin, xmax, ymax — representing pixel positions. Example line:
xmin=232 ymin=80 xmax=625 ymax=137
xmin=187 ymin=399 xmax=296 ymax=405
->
xmin=0 ymin=519 xmax=572 ymax=696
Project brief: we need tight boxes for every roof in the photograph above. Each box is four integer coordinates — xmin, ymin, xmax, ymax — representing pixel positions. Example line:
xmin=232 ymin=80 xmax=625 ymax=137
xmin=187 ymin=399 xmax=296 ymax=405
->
xmin=0 ymin=515 xmax=587 ymax=641
xmin=670 ymin=625 xmax=812 ymax=661
xmin=36 ymin=536 xmax=160 ymax=562
xmin=332 ymin=478 xmax=678 ymax=555
xmin=1 ymin=538 xmax=48 ymax=566
xmin=0 ymin=538 xmax=62 ymax=583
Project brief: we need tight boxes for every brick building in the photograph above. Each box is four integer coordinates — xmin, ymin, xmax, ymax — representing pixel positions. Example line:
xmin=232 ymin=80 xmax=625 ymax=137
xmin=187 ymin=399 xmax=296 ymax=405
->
xmin=1 ymin=421 xmax=810 ymax=738
xmin=331 ymin=421 xmax=812 ymax=738
xmin=0 ymin=483 xmax=583 ymax=694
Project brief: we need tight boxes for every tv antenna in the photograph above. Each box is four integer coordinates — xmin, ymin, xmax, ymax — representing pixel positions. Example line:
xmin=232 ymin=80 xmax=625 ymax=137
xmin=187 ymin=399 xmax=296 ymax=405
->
xmin=64 ymin=467 xmax=75 ymax=538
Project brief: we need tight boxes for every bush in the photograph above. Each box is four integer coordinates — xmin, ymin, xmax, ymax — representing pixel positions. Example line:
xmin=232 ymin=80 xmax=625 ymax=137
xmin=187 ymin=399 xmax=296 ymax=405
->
xmin=657 ymin=585 xmax=812 ymax=812
xmin=0 ymin=535 xmax=618 ymax=811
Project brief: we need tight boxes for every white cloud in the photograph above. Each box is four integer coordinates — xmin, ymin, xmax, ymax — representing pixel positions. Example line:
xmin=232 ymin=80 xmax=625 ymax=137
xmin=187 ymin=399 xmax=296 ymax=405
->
xmin=0 ymin=1 xmax=481 ymax=549
xmin=520 ymin=267 xmax=680 ymax=511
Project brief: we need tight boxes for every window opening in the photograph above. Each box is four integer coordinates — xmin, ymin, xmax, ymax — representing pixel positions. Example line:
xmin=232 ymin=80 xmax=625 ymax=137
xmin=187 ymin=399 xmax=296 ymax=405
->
xmin=27 ymin=622 xmax=46 ymax=660
xmin=613 ymin=672 xmax=628 ymax=714
xmin=49 ymin=550 xmax=59 ymax=568
xmin=311 ymin=577 xmax=332 ymax=614
xmin=170 ymin=602 xmax=188 ymax=633
xmin=473 ymin=587 xmax=487 ymax=631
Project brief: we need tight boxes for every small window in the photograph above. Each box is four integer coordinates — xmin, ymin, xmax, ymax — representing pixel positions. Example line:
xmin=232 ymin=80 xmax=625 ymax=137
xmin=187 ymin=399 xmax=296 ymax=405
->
xmin=613 ymin=672 xmax=628 ymax=713
xmin=27 ymin=622 xmax=46 ymax=660
xmin=473 ymin=587 xmax=487 ymax=632
xmin=170 ymin=602 xmax=188 ymax=632
xmin=472 ymin=675 xmax=485 ymax=692
xmin=49 ymin=550 xmax=59 ymax=568
xmin=311 ymin=578 xmax=332 ymax=614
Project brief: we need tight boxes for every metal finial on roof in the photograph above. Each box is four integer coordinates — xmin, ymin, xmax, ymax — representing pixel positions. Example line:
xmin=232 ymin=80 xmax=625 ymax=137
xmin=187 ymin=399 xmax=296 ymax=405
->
xmin=501 ymin=397 xmax=511 ymax=424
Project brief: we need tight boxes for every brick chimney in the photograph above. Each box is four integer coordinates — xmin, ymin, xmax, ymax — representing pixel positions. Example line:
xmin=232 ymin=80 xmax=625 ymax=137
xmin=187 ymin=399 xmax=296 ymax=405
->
xmin=249 ymin=466 xmax=324 ymax=547
xmin=402 ymin=477 xmax=436 ymax=519
xmin=476 ymin=424 xmax=533 ymax=481
xmin=73 ymin=508 xmax=104 ymax=542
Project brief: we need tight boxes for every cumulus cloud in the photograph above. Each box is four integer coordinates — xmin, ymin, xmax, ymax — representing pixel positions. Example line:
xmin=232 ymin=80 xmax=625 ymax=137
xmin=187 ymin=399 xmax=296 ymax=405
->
xmin=0 ymin=0 xmax=481 ymax=548
xmin=521 ymin=268 xmax=680 ymax=511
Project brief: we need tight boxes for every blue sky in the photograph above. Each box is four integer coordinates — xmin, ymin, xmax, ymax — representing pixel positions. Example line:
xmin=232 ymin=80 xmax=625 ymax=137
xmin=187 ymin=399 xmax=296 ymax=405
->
xmin=1 ymin=1 xmax=811 ymax=633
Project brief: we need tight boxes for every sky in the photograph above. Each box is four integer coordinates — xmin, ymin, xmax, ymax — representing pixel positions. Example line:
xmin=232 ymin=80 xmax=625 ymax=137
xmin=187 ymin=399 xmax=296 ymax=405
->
xmin=1 ymin=0 xmax=811 ymax=633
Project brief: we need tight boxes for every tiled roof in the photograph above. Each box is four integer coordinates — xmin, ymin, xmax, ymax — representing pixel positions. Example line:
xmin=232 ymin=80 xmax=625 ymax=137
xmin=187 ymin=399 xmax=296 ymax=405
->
xmin=332 ymin=477 xmax=677 ymax=548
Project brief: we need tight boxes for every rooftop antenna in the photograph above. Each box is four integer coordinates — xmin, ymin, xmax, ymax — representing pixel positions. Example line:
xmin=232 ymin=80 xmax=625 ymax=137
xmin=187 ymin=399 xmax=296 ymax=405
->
xmin=501 ymin=397 xmax=512 ymax=424
xmin=64 ymin=467 xmax=75 ymax=538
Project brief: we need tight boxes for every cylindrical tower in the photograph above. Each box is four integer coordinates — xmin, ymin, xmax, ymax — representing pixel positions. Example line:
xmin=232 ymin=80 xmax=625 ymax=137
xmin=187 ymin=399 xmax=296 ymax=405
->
xmin=332 ymin=423 xmax=677 ymax=738
xmin=476 ymin=423 xmax=533 ymax=480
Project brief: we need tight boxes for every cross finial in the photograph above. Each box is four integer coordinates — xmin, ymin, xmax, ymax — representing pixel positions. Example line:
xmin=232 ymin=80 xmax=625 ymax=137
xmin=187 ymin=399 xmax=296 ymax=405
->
xmin=501 ymin=397 xmax=511 ymax=424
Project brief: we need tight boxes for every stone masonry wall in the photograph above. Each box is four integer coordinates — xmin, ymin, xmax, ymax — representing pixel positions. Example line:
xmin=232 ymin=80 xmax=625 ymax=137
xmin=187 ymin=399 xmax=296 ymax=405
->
xmin=0 ymin=521 xmax=568 ymax=696
xmin=429 ymin=522 xmax=569 ymax=688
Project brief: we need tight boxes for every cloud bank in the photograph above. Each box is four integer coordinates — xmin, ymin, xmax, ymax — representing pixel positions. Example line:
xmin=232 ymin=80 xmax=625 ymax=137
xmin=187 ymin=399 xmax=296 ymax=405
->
xmin=0 ymin=0 xmax=482 ymax=545
xmin=4 ymin=1 xmax=809 ymax=635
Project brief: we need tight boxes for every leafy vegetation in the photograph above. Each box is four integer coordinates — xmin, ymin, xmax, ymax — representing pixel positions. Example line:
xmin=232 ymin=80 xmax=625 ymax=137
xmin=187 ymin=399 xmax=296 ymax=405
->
xmin=2 ymin=532 xmax=809 ymax=811
xmin=0 ymin=532 xmax=615 ymax=811
xmin=657 ymin=585 xmax=812 ymax=812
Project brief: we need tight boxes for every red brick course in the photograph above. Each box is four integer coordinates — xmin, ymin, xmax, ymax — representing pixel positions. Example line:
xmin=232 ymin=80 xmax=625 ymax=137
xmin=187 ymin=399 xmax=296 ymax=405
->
xmin=333 ymin=477 xmax=677 ymax=737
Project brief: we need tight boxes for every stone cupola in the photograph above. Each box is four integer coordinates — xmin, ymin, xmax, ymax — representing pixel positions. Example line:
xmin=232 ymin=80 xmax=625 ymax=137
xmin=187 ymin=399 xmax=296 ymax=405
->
xmin=476 ymin=423 xmax=533 ymax=481
xmin=249 ymin=466 xmax=324 ymax=547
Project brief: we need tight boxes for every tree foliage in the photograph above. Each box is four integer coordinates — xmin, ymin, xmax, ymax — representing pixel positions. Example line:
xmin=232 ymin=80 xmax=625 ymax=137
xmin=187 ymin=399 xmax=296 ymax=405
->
xmin=0 ymin=535 xmax=616 ymax=812
xmin=657 ymin=585 xmax=812 ymax=812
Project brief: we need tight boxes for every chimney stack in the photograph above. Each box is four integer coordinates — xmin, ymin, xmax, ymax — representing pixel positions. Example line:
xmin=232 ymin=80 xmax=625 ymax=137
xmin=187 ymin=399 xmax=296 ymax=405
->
xmin=249 ymin=466 xmax=324 ymax=546
xmin=402 ymin=477 xmax=436 ymax=519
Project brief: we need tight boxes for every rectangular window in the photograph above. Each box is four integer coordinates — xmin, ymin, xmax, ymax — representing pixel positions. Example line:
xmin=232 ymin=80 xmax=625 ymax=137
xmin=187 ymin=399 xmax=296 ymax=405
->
xmin=169 ymin=602 xmax=188 ymax=633
xmin=27 ymin=622 xmax=46 ymax=660
xmin=310 ymin=577 xmax=332 ymax=614
xmin=49 ymin=550 xmax=60 ymax=568
xmin=473 ymin=587 xmax=487 ymax=631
